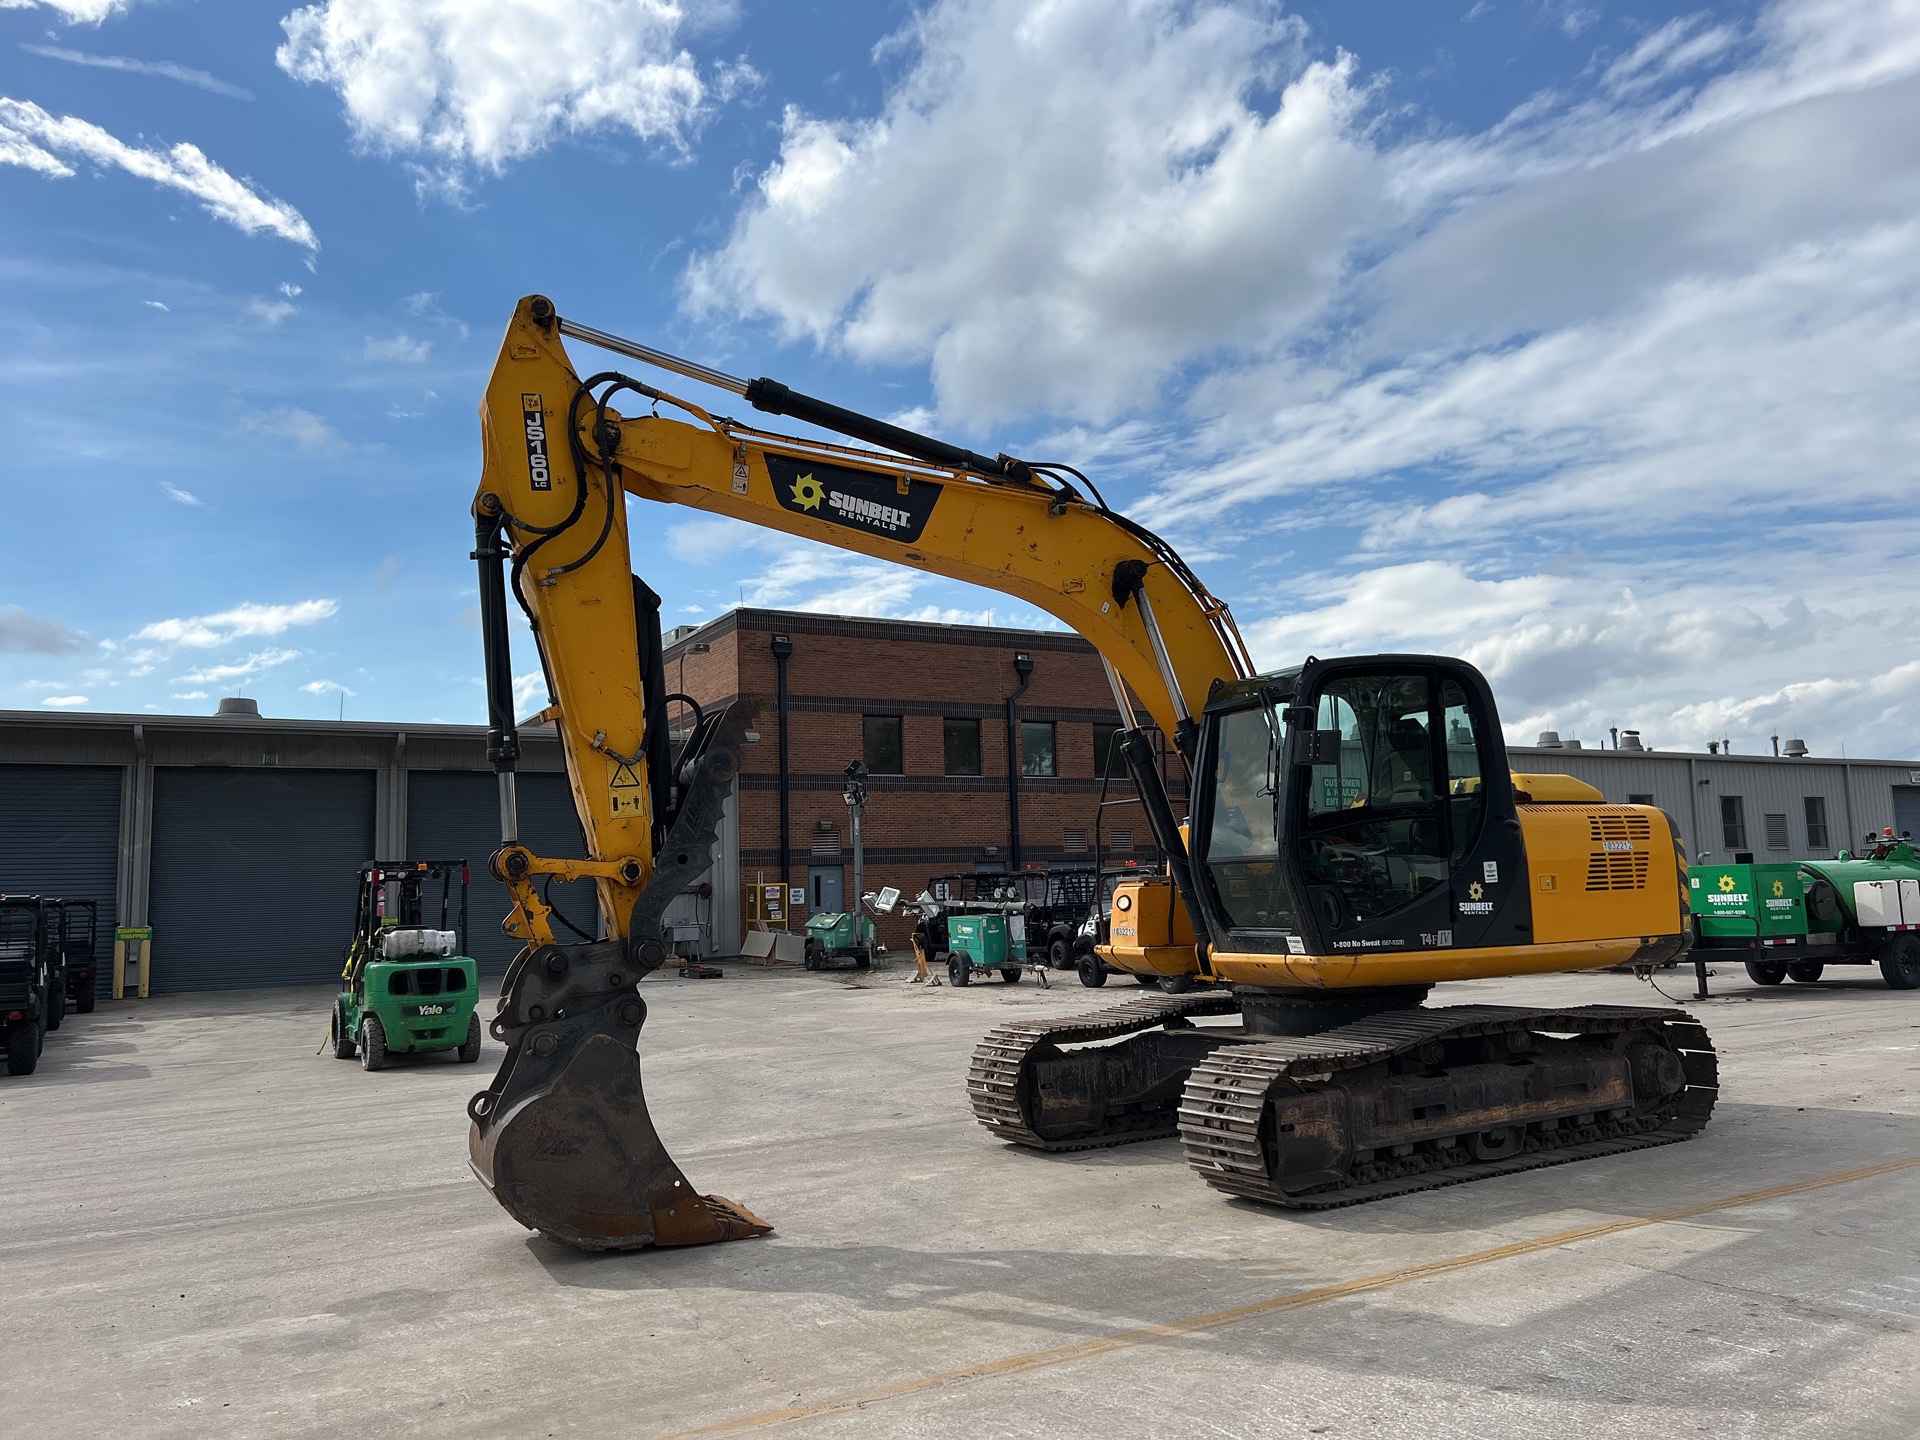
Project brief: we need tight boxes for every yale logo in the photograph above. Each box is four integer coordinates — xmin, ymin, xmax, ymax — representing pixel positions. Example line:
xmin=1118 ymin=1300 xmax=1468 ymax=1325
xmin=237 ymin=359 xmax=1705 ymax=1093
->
xmin=416 ymin=1003 xmax=446 ymax=1017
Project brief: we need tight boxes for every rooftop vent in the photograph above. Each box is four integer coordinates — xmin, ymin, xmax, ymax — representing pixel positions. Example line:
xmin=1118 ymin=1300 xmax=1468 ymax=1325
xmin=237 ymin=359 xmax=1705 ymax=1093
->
xmin=1536 ymin=730 xmax=1563 ymax=748
xmin=1619 ymin=730 xmax=1645 ymax=752
xmin=1562 ymin=738 xmax=1583 ymax=750
xmin=215 ymin=697 xmax=260 ymax=718
xmin=1783 ymin=737 xmax=1809 ymax=758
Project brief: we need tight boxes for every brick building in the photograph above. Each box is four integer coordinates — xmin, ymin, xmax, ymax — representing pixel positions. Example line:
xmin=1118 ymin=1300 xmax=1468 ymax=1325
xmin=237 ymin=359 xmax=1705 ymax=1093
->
xmin=662 ymin=608 xmax=1178 ymax=954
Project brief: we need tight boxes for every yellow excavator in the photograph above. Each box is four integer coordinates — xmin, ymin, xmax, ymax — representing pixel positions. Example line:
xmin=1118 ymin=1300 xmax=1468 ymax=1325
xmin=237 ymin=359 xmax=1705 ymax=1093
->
xmin=465 ymin=296 xmax=1715 ymax=1250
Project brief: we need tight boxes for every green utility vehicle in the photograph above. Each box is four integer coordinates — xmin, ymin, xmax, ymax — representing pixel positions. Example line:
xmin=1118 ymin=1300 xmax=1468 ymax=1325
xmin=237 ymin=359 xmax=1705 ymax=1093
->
xmin=1691 ymin=830 xmax=1920 ymax=990
xmin=802 ymin=909 xmax=876 ymax=971
xmin=329 ymin=861 xmax=483 ymax=1071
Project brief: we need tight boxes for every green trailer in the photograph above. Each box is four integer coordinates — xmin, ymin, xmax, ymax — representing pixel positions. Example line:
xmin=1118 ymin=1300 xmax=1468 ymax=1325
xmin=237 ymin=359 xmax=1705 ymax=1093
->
xmin=802 ymin=910 xmax=875 ymax=971
xmin=329 ymin=860 xmax=484 ymax=1070
xmin=943 ymin=911 xmax=1026 ymax=987
xmin=1690 ymin=833 xmax=1920 ymax=990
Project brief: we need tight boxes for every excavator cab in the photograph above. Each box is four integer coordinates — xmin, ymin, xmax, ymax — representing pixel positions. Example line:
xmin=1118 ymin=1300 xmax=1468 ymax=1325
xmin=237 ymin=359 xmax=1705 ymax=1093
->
xmin=1187 ymin=655 xmax=1530 ymax=966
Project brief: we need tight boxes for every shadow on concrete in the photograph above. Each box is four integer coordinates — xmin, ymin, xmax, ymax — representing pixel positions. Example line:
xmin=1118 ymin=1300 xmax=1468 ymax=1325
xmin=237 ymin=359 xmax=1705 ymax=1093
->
xmin=511 ymin=1111 xmax=1915 ymax=1437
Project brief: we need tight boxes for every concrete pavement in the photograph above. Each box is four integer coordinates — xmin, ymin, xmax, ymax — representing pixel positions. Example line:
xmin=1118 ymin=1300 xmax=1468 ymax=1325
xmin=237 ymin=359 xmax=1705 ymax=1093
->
xmin=1 ymin=962 xmax=1916 ymax=1437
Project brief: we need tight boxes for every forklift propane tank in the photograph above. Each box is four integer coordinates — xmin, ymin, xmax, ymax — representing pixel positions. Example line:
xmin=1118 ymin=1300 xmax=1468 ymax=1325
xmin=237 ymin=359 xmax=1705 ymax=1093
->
xmin=382 ymin=928 xmax=457 ymax=958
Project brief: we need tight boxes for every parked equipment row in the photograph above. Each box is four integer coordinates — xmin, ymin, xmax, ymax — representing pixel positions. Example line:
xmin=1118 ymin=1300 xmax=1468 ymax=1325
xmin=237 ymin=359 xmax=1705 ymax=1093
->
xmin=0 ymin=895 xmax=100 ymax=1076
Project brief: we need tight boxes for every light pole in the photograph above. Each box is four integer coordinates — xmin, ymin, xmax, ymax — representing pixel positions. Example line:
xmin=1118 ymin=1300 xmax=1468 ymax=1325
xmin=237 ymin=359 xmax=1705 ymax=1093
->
xmin=843 ymin=759 xmax=869 ymax=915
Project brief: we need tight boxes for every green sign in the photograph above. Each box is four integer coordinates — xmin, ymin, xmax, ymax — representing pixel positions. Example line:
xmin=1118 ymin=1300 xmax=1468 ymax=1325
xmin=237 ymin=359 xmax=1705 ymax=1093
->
xmin=115 ymin=926 xmax=152 ymax=941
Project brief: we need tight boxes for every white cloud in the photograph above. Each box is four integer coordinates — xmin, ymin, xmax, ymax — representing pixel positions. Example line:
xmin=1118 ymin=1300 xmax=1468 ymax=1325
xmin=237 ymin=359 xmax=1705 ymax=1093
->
xmin=0 ymin=97 xmax=317 ymax=249
xmin=171 ymin=690 xmax=209 ymax=700
xmin=160 ymin=482 xmax=202 ymax=506
xmin=0 ymin=605 xmax=90 ymax=654
xmin=136 ymin=600 xmax=338 ymax=649
xmin=143 ymin=299 xmax=168 ymax=311
xmin=364 ymin=332 xmax=430 ymax=363
xmin=690 ymin=0 xmax=1381 ymax=423
xmin=247 ymin=297 xmax=298 ymax=326
xmin=239 ymin=406 xmax=343 ymax=454
xmin=41 ymin=695 xmax=89 ymax=707
xmin=686 ymin=0 xmax=1920 ymax=761
xmin=512 ymin=669 xmax=546 ymax=712
xmin=18 ymin=44 xmax=256 ymax=101
xmin=279 ymin=281 xmax=302 ymax=297
xmin=301 ymin=678 xmax=355 ymax=696
xmin=276 ymin=0 xmax=723 ymax=189
xmin=175 ymin=647 xmax=302 ymax=684
xmin=0 ymin=1 xmax=131 ymax=21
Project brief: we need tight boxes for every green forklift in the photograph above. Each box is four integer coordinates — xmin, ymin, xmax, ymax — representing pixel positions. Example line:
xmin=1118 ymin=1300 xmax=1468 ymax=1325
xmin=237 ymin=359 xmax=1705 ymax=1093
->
xmin=329 ymin=860 xmax=483 ymax=1070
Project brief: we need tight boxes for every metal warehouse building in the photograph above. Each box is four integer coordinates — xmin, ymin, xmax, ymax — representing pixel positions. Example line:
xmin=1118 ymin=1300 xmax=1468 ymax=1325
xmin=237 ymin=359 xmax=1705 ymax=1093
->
xmin=0 ymin=702 xmax=595 ymax=996
xmin=1509 ymin=739 xmax=1920 ymax=864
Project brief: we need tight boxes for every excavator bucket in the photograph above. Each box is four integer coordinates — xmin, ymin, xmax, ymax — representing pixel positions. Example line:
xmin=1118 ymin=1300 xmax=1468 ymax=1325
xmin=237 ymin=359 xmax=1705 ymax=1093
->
xmin=466 ymin=707 xmax=770 ymax=1250
xmin=468 ymin=1007 xmax=769 ymax=1250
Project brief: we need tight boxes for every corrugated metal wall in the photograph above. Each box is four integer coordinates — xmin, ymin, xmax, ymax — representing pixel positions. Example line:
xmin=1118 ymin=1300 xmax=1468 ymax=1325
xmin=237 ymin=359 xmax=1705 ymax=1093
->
xmin=405 ymin=771 xmax=593 ymax=972
xmin=148 ymin=768 xmax=375 ymax=991
xmin=1509 ymin=749 xmax=1911 ymax=863
xmin=0 ymin=765 xmax=121 ymax=998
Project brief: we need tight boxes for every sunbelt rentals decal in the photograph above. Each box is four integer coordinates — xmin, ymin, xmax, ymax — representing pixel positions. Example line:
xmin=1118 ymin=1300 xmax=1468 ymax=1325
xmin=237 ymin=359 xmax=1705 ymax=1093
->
xmin=765 ymin=455 xmax=939 ymax=543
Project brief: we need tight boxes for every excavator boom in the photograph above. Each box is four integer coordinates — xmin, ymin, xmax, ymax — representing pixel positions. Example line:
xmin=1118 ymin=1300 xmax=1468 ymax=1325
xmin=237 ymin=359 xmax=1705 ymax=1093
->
xmin=466 ymin=296 xmax=1249 ymax=1249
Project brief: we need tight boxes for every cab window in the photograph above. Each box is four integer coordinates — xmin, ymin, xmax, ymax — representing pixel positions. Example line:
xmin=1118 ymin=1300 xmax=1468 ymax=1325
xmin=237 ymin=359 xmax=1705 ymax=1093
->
xmin=1204 ymin=703 xmax=1295 ymax=930
xmin=1442 ymin=678 xmax=1486 ymax=862
xmin=1298 ymin=674 xmax=1446 ymax=928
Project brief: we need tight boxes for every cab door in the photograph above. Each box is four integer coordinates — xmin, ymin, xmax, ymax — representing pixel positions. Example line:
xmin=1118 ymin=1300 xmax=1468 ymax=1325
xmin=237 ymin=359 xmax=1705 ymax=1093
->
xmin=1288 ymin=659 xmax=1530 ymax=957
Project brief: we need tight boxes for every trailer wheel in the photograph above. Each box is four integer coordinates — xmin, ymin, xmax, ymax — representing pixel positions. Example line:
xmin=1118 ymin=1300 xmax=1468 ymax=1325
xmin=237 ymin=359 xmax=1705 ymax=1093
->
xmin=76 ymin=986 xmax=96 ymax=1015
xmin=1786 ymin=962 xmax=1824 ymax=983
xmin=1134 ymin=974 xmax=1160 ymax=987
xmin=948 ymin=955 xmax=970 ymax=987
xmin=1076 ymin=956 xmax=1108 ymax=988
xmin=854 ymin=949 xmax=872 ymax=971
xmin=5 ymin=1022 xmax=39 ymax=1076
xmin=1878 ymin=935 xmax=1920 ymax=991
xmin=359 ymin=1014 xmax=388 ymax=1071
xmin=1745 ymin=961 xmax=1787 ymax=985
xmin=999 ymin=967 xmax=1022 ymax=984
xmin=458 ymin=1013 xmax=482 ymax=1064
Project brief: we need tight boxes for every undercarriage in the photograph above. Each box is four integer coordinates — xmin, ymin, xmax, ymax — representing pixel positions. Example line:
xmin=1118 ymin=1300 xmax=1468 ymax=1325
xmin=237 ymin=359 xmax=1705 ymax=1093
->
xmin=967 ymin=990 xmax=1716 ymax=1207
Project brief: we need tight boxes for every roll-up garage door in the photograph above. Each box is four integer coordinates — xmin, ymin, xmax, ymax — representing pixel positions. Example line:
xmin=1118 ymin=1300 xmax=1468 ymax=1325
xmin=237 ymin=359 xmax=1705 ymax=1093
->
xmin=1895 ymin=787 xmax=1920 ymax=844
xmin=149 ymin=768 xmax=374 ymax=992
xmin=0 ymin=765 xmax=121 ymax=999
xmin=406 ymin=771 xmax=592 ymax=972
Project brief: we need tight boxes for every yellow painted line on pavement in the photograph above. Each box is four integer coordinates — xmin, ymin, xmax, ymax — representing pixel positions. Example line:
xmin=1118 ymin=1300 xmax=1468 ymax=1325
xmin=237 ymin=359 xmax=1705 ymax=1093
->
xmin=658 ymin=1155 xmax=1920 ymax=1438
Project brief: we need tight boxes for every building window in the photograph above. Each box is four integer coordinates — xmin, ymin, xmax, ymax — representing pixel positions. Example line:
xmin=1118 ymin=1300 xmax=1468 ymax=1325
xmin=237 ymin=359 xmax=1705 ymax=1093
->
xmin=1020 ymin=720 xmax=1056 ymax=778
xmin=1763 ymin=813 xmax=1789 ymax=850
xmin=863 ymin=715 xmax=903 ymax=775
xmin=1805 ymin=796 xmax=1830 ymax=850
xmin=1720 ymin=795 xmax=1748 ymax=852
xmin=1627 ymin=793 xmax=1655 ymax=806
xmin=943 ymin=718 xmax=981 ymax=776
xmin=1093 ymin=721 xmax=1127 ymax=778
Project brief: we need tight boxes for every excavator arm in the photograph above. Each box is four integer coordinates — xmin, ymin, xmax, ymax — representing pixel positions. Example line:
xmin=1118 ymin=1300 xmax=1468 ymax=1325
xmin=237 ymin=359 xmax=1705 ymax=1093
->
xmin=465 ymin=295 xmax=1249 ymax=1250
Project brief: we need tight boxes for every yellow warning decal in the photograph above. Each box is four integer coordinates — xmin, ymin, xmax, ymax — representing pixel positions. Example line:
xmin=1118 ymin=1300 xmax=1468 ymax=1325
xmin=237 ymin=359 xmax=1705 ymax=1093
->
xmin=608 ymin=757 xmax=647 ymax=817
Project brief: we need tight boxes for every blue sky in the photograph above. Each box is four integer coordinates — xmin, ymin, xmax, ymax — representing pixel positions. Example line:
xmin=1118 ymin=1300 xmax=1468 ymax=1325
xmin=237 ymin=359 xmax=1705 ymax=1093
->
xmin=2 ymin=0 xmax=1916 ymax=758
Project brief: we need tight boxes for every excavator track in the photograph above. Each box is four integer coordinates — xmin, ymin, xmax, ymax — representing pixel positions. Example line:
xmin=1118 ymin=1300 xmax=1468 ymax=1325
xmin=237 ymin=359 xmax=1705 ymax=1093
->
xmin=1178 ymin=1004 xmax=1716 ymax=1210
xmin=968 ymin=991 xmax=1241 ymax=1150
